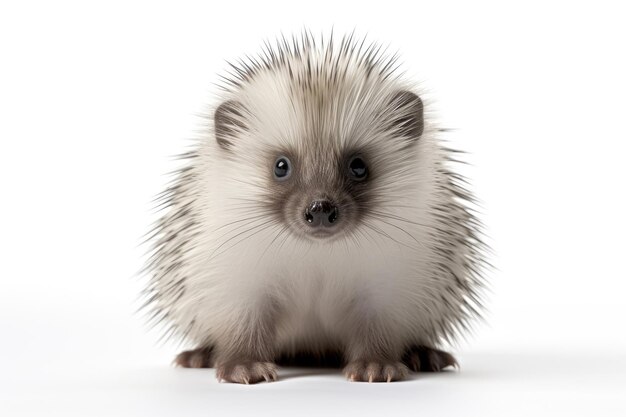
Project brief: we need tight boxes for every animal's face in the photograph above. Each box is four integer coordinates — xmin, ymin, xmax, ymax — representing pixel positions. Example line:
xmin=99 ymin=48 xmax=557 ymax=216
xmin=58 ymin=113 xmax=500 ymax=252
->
xmin=263 ymin=144 xmax=374 ymax=240
xmin=213 ymin=69 xmax=424 ymax=242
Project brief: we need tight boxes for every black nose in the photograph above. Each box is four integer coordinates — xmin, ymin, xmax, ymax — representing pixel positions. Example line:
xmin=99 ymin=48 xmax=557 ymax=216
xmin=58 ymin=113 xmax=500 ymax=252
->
xmin=304 ymin=200 xmax=339 ymax=228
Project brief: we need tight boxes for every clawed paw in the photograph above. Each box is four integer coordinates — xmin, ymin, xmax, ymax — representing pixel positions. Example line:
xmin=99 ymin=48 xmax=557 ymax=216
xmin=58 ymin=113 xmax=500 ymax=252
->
xmin=343 ymin=360 xmax=409 ymax=382
xmin=216 ymin=361 xmax=278 ymax=384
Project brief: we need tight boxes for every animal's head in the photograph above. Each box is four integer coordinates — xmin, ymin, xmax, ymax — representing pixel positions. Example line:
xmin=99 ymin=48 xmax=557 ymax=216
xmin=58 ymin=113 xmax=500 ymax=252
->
xmin=212 ymin=36 xmax=427 ymax=243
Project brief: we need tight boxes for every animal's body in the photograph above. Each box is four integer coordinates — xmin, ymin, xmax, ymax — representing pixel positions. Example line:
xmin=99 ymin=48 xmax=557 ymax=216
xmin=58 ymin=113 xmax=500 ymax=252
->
xmin=143 ymin=34 xmax=486 ymax=383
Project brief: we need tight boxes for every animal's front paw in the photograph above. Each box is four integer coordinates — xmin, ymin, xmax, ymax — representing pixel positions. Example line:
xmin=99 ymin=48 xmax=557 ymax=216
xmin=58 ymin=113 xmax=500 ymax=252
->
xmin=343 ymin=360 xmax=409 ymax=382
xmin=216 ymin=361 xmax=278 ymax=384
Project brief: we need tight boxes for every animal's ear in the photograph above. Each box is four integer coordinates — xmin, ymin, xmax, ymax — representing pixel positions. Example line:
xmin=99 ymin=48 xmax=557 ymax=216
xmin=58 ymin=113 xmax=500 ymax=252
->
xmin=214 ymin=100 xmax=247 ymax=149
xmin=388 ymin=91 xmax=424 ymax=141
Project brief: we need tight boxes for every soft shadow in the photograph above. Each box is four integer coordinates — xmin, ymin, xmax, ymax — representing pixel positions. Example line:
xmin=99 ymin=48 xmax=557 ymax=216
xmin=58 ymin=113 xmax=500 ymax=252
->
xmin=276 ymin=366 xmax=459 ymax=383
xmin=278 ymin=367 xmax=339 ymax=381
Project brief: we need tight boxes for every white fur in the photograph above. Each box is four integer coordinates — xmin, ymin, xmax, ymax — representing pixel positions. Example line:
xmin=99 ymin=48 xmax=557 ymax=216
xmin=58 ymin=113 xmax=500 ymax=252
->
xmin=143 ymin=34 xmax=486 ymax=358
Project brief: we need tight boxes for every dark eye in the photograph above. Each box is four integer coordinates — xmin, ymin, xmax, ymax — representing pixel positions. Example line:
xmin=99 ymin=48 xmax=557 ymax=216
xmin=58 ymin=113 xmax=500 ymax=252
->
xmin=348 ymin=156 xmax=368 ymax=181
xmin=274 ymin=156 xmax=291 ymax=180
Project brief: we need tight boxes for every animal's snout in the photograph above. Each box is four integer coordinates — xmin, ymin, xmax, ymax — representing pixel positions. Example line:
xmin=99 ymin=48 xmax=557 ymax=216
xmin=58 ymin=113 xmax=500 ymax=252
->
xmin=304 ymin=200 xmax=339 ymax=228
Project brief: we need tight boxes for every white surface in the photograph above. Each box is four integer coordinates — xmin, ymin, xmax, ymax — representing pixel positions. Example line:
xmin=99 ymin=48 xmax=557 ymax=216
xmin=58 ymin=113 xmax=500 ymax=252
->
xmin=3 ymin=352 xmax=625 ymax=417
xmin=1 ymin=0 xmax=626 ymax=416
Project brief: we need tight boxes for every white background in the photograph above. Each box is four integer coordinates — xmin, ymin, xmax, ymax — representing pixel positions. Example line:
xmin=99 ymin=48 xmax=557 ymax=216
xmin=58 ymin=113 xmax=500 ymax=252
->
xmin=1 ymin=1 xmax=625 ymax=416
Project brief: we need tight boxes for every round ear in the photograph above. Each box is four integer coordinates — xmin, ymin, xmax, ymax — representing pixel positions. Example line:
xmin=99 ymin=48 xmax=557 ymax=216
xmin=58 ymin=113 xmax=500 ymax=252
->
xmin=214 ymin=100 xmax=247 ymax=149
xmin=388 ymin=91 xmax=424 ymax=141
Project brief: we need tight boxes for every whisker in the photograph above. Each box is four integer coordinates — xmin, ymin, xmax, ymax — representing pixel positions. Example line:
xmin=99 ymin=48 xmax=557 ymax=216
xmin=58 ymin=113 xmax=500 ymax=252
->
xmin=209 ymin=220 xmax=277 ymax=261
xmin=257 ymin=224 xmax=290 ymax=265
xmin=369 ymin=210 xmax=439 ymax=232
xmin=362 ymin=223 xmax=414 ymax=251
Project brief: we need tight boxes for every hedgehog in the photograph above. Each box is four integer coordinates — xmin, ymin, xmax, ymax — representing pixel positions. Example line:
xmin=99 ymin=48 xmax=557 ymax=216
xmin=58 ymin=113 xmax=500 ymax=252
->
xmin=142 ymin=32 xmax=487 ymax=384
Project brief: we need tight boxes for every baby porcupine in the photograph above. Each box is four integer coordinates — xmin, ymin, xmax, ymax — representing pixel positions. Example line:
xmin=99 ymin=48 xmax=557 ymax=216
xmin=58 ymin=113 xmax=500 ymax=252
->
xmin=143 ymin=33 xmax=487 ymax=384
